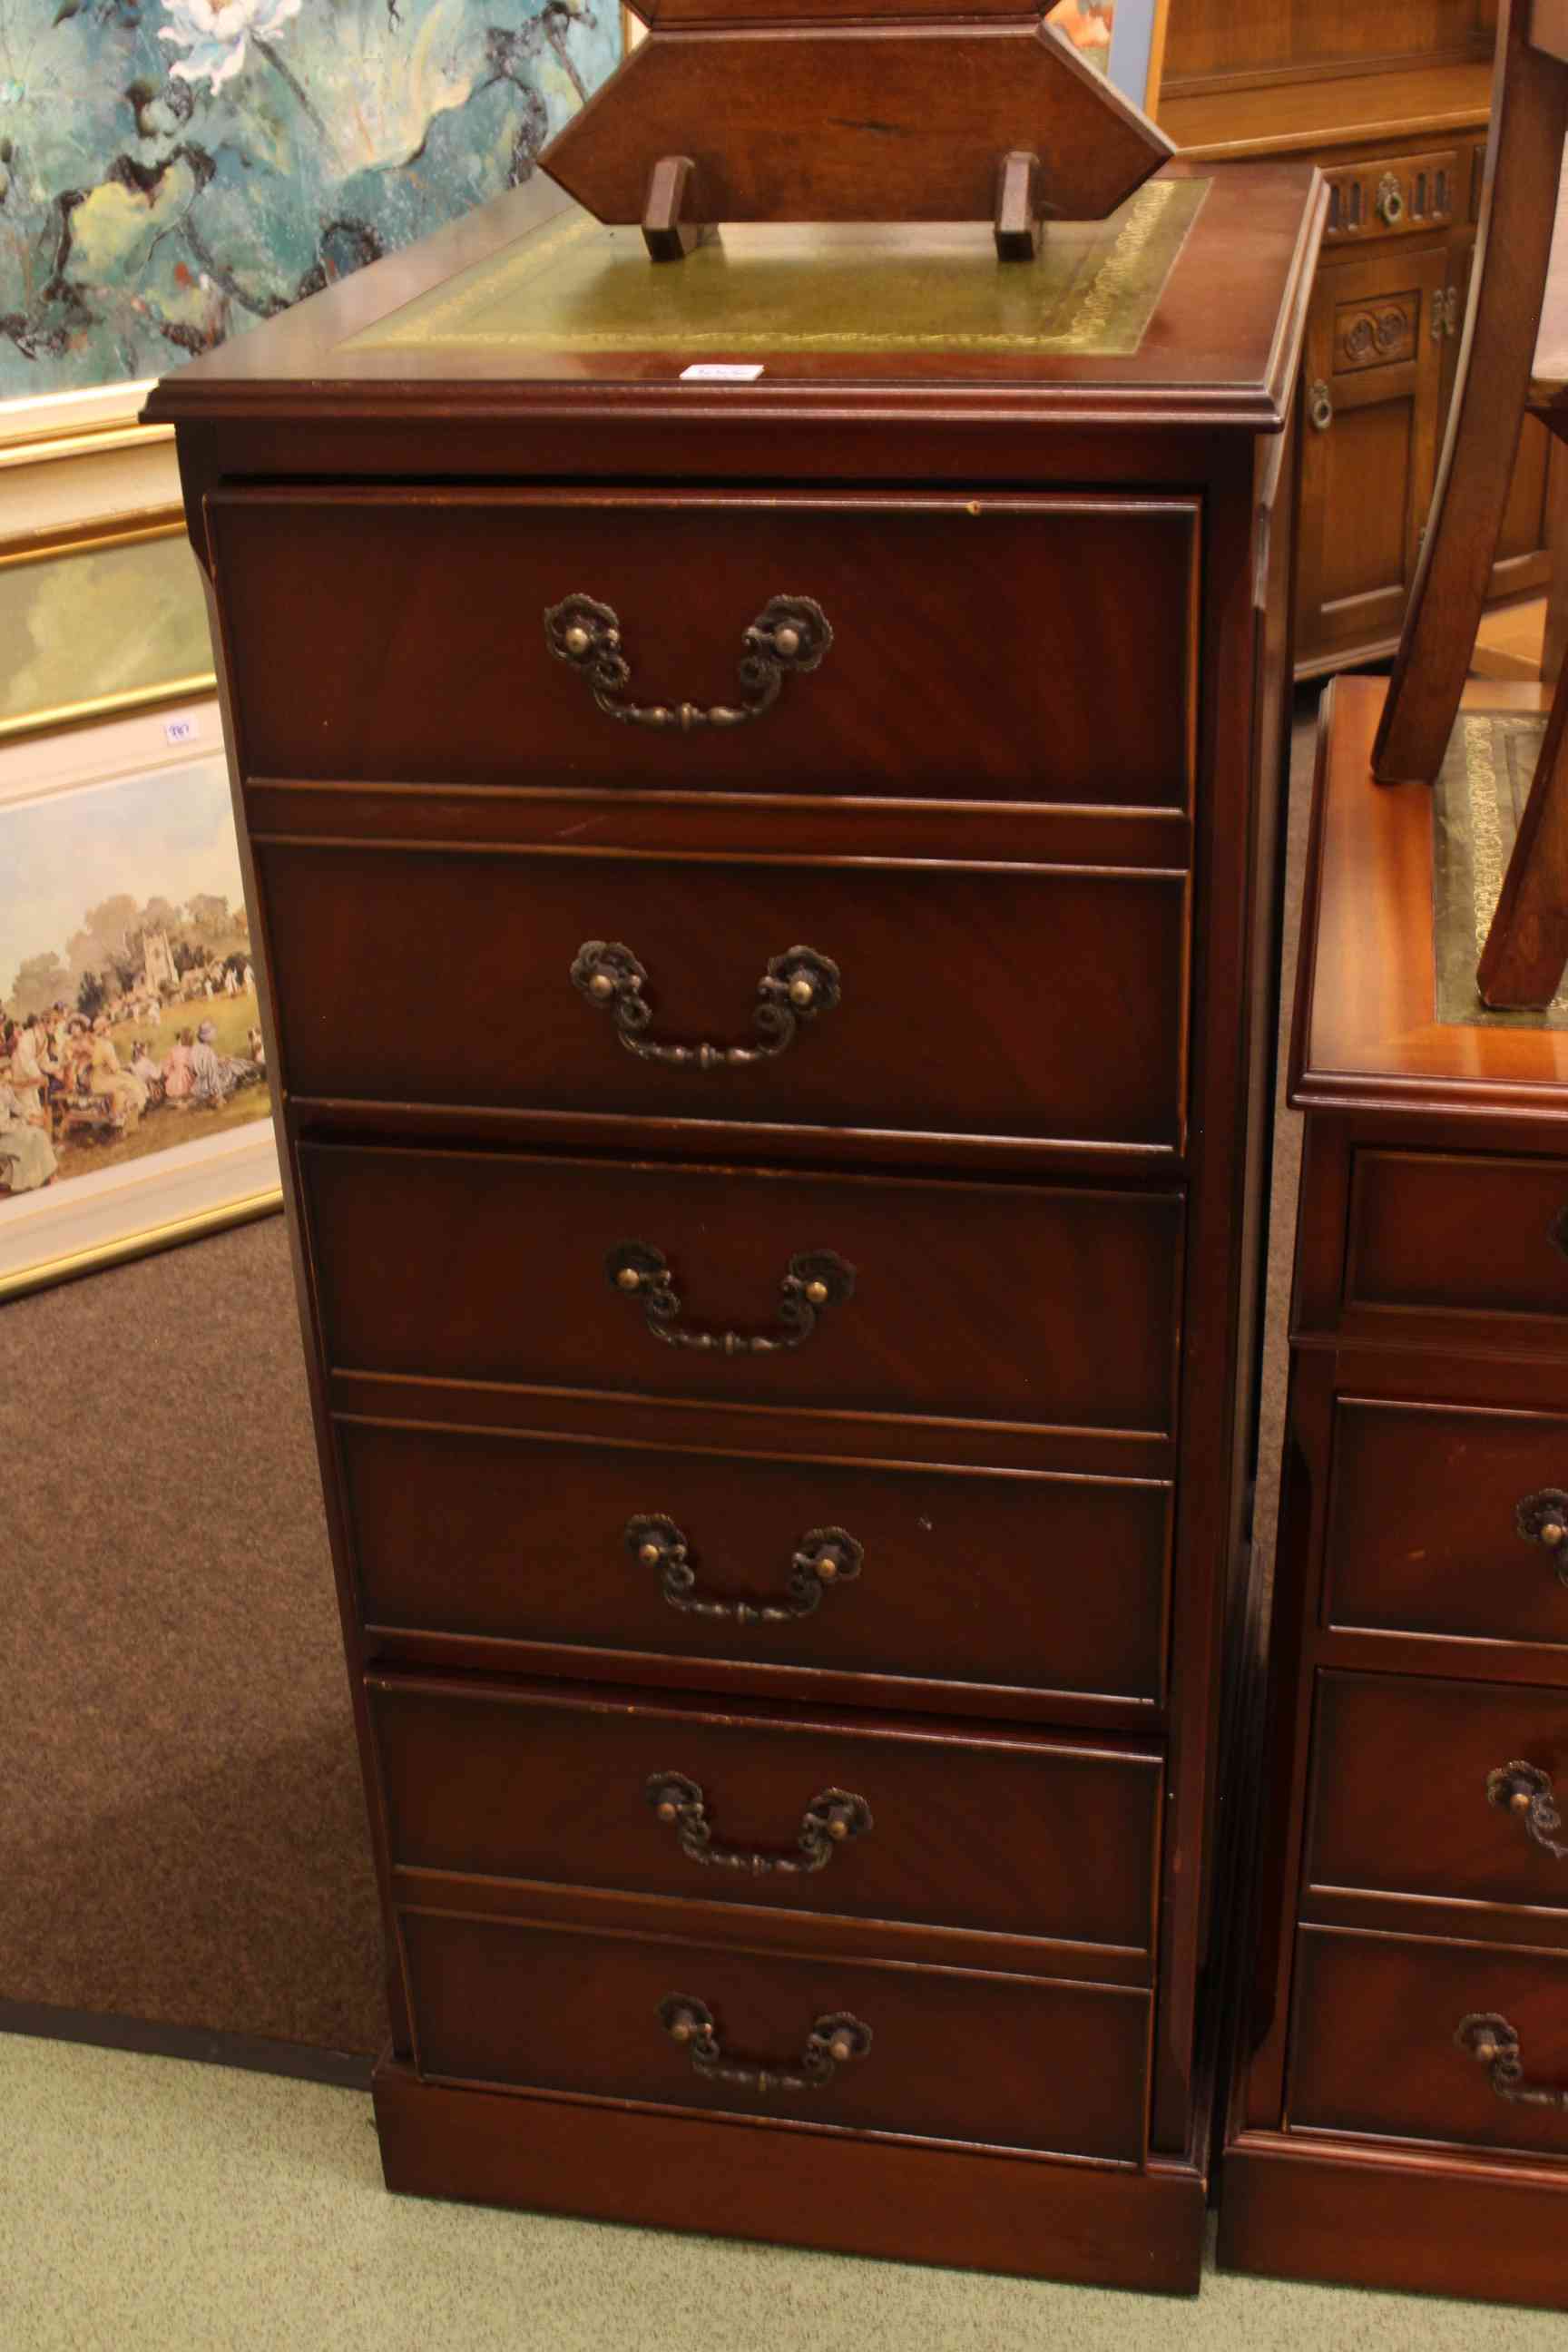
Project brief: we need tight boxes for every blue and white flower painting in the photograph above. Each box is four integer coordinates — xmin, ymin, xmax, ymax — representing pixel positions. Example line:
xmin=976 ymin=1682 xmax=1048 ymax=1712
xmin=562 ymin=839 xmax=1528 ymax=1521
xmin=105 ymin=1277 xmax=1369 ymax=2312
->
xmin=0 ymin=0 xmax=621 ymax=394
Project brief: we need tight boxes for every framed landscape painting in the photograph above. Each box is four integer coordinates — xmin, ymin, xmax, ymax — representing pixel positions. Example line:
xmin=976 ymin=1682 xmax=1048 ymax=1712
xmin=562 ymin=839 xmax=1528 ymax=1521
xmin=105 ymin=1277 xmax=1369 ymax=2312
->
xmin=0 ymin=700 xmax=280 ymax=1297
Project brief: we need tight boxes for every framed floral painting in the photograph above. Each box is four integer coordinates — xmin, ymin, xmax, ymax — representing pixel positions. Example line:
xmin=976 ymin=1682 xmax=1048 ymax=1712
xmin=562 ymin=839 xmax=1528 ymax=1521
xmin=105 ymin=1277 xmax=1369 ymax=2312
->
xmin=1 ymin=0 xmax=622 ymax=397
xmin=0 ymin=698 xmax=281 ymax=1296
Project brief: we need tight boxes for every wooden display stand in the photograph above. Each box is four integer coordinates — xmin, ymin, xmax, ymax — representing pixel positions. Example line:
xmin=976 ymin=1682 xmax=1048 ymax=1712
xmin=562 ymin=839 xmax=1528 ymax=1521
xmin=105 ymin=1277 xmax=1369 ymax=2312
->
xmin=540 ymin=0 xmax=1171 ymax=260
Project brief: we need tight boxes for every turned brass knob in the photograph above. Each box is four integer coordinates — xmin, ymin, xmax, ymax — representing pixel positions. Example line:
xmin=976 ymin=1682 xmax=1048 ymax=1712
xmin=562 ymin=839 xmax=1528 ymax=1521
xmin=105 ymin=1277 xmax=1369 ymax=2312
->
xmin=587 ymin=970 xmax=615 ymax=999
xmin=639 ymin=1540 xmax=663 ymax=1567
xmin=815 ymin=1556 xmax=838 ymax=1581
xmin=788 ymin=975 xmax=815 ymax=1006
xmin=616 ymin=1266 xmax=643 ymax=1292
xmin=827 ymin=1814 xmax=850 ymax=1841
xmin=655 ymin=1794 xmax=681 ymax=1822
xmin=669 ymin=2014 xmax=697 ymax=2043
xmin=827 ymin=2030 xmax=856 ymax=2063
xmin=1513 ymin=1787 xmax=1534 ymax=1812
xmin=804 ymin=1279 xmax=829 ymax=1305
xmin=773 ymin=624 xmax=802 ymax=657
xmin=1544 ymin=1522 xmax=1565 ymax=1549
xmin=563 ymin=622 xmax=592 ymax=655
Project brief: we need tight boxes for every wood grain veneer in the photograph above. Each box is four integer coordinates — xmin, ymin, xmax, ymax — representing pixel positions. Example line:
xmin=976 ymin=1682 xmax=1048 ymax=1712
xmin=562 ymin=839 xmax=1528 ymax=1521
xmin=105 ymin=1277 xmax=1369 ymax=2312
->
xmin=150 ymin=154 xmax=1321 ymax=2287
xmin=1221 ymin=671 xmax=1568 ymax=2310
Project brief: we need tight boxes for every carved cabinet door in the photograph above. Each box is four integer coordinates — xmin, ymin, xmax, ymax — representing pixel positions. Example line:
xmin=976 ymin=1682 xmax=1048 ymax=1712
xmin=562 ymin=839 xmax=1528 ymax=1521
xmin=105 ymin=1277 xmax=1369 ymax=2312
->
xmin=1295 ymin=242 xmax=1449 ymax=673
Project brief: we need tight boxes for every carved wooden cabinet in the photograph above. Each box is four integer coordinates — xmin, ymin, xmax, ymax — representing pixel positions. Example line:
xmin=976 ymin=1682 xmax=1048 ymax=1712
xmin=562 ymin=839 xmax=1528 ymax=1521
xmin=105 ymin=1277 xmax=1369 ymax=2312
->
xmin=148 ymin=155 xmax=1322 ymax=2293
xmin=1222 ymin=678 xmax=1568 ymax=2312
xmin=1161 ymin=1 xmax=1560 ymax=675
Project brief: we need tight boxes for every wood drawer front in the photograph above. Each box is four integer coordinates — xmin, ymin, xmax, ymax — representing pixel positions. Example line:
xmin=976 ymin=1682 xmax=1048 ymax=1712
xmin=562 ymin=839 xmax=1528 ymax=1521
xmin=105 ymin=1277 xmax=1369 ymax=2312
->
xmin=1291 ymin=1926 xmax=1568 ymax=2161
xmin=1321 ymin=151 xmax=1459 ymax=247
xmin=399 ymin=1906 xmax=1151 ymax=2161
xmin=1327 ymin=1399 xmax=1568 ymax=1650
xmin=257 ymin=843 xmax=1188 ymax=1154
xmin=300 ymin=1148 xmax=1184 ymax=1440
xmin=1346 ymin=1151 xmax=1568 ymax=1330
xmin=1308 ymin=1673 xmax=1568 ymax=1919
xmin=211 ymin=489 xmax=1198 ymax=808
xmin=370 ymin=1677 xmax=1161 ymax=1955
xmin=342 ymin=1421 xmax=1171 ymax=1707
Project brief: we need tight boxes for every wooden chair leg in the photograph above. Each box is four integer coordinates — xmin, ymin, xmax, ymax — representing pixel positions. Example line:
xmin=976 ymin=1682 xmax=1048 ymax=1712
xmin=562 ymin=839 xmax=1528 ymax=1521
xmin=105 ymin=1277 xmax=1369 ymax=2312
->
xmin=1544 ymin=432 xmax=1568 ymax=685
xmin=1372 ymin=0 xmax=1568 ymax=785
xmin=1477 ymin=662 xmax=1568 ymax=1004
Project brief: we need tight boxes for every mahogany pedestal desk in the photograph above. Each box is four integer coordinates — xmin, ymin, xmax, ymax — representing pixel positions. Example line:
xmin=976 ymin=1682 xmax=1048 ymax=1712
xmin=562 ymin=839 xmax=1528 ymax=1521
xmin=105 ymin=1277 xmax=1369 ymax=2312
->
xmin=1221 ymin=675 xmax=1568 ymax=2311
xmin=147 ymin=156 xmax=1323 ymax=2292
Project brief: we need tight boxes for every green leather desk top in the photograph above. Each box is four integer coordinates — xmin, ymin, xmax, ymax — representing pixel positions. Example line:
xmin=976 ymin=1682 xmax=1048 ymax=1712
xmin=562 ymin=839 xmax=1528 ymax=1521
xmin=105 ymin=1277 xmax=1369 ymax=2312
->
xmin=346 ymin=179 xmax=1209 ymax=361
xmin=1434 ymin=710 xmax=1567 ymax=1030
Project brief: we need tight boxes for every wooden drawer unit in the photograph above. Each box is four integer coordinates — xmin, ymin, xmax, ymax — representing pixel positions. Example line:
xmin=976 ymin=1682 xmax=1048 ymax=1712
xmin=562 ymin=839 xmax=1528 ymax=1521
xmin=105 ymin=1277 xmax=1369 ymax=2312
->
xmin=340 ymin=1419 xmax=1173 ymax=1710
xmin=211 ymin=489 xmax=1200 ymax=808
xmin=1290 ymin=1927 xmax=1568 ymax=2162
xmin=254 ymin=839 xmax=1190 ymax=1154
xmin=1345 ymin=1149 xmax=1568 ymax=1331
xmin=301 ymin=1146 xmax=1185 ymax=1441
xmin=1223 ymin=683 xmax=1568 ymax=2309
xmin=370 ymin=1676 xmax=1162 ymax=1958
xmin=152 ymin=153 xmax=1320 ymax=2286
xmin=398 ymin=1905 xmax=1152 ymax=2162
xmin=1326 ymin=1398 xmax=1568 ymax=1651
xmin=1307 ymin=1673 xmax=1568 ymax=1920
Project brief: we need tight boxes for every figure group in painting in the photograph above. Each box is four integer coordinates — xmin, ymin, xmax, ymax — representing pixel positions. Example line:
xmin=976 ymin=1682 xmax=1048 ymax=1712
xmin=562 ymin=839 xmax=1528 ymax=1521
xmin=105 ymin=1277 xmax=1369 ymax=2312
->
xmin=0 ymin=995 xmax=267 ymax=1197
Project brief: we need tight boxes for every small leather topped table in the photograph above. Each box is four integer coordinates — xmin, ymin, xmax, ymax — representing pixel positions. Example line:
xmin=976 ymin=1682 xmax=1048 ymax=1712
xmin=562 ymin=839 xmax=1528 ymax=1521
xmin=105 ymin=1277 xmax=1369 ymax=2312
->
xmin=1222 ymin=676 xmax=1568 ymax=2313
xmin=147 ymin=133 xmax=1323 ymax=2290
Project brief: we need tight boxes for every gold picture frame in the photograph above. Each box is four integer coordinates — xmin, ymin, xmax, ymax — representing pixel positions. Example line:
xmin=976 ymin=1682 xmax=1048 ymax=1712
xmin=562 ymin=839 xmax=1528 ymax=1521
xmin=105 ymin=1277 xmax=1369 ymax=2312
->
xmin=0 ymin=383 xmax=217 ymax=745
xmin=0 ymin=696 xmax=280 ymax=1298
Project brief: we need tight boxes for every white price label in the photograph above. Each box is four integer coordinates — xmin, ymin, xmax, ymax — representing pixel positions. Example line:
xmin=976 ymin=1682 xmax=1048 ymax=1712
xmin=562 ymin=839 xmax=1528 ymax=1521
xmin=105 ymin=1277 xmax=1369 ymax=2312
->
xmin=679 ymin=362 xmax=765 ymax=382
xmin=163 ymin=715 xmax=199 ymax=746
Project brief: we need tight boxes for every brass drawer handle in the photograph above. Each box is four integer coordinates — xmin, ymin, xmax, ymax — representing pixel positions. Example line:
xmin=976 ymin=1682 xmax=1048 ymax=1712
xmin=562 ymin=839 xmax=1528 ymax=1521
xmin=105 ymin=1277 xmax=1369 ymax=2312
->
xmin=1486 ymin=1761 xmax=1568 ymax=1861
xmin=544 ymin=593 xmax=831 ymax=732
xmin=572 ymin=940 xmax=841 ymax=1069
xmin=1456 ymin=2014 xmax=1568 ymax=2111
xmin=605 ymin=1240 xmax=855 ymax=1355
xmin=658 ymin=1994 xmax=871 ymax=2095
xmin=1515 ymin=1488 xmax=1568 ymax=1584
xmin=627 ymin=1514 xmax=863 ymax=1623
xmin=647 ymin=1771 xmax=873 ymax=1875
